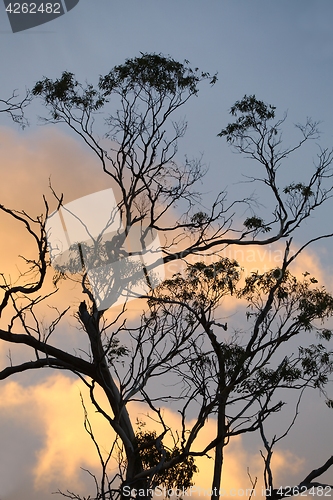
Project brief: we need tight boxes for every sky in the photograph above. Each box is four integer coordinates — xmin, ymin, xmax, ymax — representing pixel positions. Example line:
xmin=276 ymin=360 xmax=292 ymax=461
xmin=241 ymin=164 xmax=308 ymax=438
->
xmin=1 ymin=1 xmax=333 ymax=499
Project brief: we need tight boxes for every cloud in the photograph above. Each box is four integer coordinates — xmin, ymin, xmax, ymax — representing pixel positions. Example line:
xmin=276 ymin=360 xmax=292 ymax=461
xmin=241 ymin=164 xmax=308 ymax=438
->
xmin=1 ymin=124 xmax=330 ymax=327
xmin=0 ymin=126 xmax=331 ymax=500
xmin=0 ymin=372 xmax=310 ymax=500
xmin=0 ymin=125 xmax=172 ymax=322
xmin=0 ymin=374 xmax=116 ymax=498
xmin=0 ymin=126 xmax=111 ymax=209
xmin=270 ymin=448 xmax=305 ymax=486
xmin=0 ymin=125 xmax=111 ymax=273
xmin=31 ymin=375 xmax=111 ymax=490
xmin=221 ymin=241 xmax=327 ymax=284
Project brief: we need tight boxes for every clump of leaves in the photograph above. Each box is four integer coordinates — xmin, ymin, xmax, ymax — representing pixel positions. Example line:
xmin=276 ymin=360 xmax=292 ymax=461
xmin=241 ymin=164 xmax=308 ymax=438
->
xmin=99 ymin=53 xmax=217 ymax=96
xmin=241 ymin=357 xmax=302 ymax=396
xmin=190 ymin=211 xmax=209 ymax=227
xmin=241 ymin=269 xmax=333 ymax=334
xmin=298 ymin=287 xmax=333 ymax=330
xmin=32 ymin=71 xmax=105 ymax=117
xmin=218 ymin=95 xmax=276 ymax=141
xmin=283 ymin=182 xmax=314 ymax=199
xmin=135 ymin=427 xmax=198 ymax=495
xmin=243 ymin=216 xmax=271 ymax=234
xmin=32 ymin=53 xmax=217 ymax=126
xmin=299 ymin=344 xmax=333 ymax=388
xmin=106 ymin=337 xmax=129 ymax=365
xmin=160 ymin=259 xmax=240 ymax=309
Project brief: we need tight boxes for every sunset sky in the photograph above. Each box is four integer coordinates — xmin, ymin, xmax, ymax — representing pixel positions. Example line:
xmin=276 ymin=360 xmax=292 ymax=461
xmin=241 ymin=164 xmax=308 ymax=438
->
xmin=1 ymin=2 xmax=333 ymax=499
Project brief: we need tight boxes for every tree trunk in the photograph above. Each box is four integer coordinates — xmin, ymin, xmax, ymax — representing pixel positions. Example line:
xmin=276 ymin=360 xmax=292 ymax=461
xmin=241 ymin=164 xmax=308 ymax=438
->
xmin=79 ymin=303 xmax=150 ymax=499
xmin=211 ymin=396 xmax=226 ymax=500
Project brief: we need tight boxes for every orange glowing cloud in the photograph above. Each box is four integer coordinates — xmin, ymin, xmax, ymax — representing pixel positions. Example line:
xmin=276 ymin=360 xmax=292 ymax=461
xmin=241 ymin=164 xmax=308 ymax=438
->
xmin=0 ymin=374 xmax=117 ymax=496
xmin=0 ymin=372 xmax=309 ymax=500
xmin=1 ymin=124 xmax=331 ymax=327
xmin=0 ymin=125 xmax=330 ymax=500
xmin=31 ymin=374 xmax=114 ymax=490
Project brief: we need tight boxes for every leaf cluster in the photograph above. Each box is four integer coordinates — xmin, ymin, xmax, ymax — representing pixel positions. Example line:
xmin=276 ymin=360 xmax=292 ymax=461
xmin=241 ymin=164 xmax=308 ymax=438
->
xmin=283 ymin=182 xmax=314 ymax=199
xmin=160 ymin=258 xmax=240 ymax=309
xmin=32 ymin=54 xmax=217 ymax=122
xmin=32 ymin=71 xmax=105 ymax=118
xmin=135 ymin=429 xmax=197 ymax=493
xmin=243 ymin=216 xmax=271 ymax=234
xmin=218 ymin=94 xmax=276 ymax=142
xmin=99 ymin=53 xmax=216 ymax=96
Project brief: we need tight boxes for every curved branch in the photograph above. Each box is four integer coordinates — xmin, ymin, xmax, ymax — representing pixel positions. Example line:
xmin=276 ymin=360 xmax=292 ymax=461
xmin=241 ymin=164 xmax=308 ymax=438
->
xmin=0 ymin=358 xmax=84 ymax=380
xmin=0 ymin=329 xmax=96 ymax=379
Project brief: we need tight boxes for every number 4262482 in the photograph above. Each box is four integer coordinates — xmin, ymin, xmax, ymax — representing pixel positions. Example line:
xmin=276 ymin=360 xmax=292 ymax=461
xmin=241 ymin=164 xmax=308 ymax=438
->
xmin=5 ymin=3 xmax=61 ymax=14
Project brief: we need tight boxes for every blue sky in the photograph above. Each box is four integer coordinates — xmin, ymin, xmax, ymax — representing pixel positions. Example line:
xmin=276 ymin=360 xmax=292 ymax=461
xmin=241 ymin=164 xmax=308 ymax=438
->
xmin=2 ymin=1 xmax=333 ymax=221
xmin=1 ymin=1 xmax=333 ymax=499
